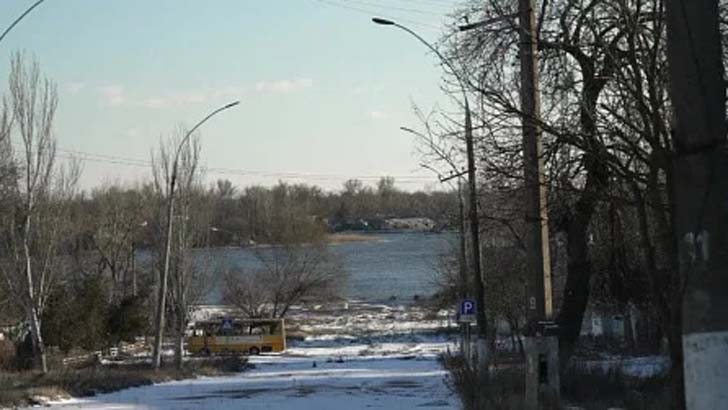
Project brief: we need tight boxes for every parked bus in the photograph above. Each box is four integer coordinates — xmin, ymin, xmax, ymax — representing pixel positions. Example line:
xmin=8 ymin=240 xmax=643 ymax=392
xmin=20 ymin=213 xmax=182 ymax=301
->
xmin=186 ymin=317 xmax=286 ymax=356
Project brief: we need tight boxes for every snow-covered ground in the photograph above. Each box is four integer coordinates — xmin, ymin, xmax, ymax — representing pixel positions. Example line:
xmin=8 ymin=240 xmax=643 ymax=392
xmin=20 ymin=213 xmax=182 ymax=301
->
xmin=35 ymin=302 xmax=461 ymax=410
xmin=573 ymin=355 xmax=670 ymax=378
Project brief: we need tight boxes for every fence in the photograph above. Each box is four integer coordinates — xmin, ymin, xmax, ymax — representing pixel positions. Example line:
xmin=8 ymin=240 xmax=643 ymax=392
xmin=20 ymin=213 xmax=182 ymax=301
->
xmin=61 ymin=340 xmax=148 ymax=368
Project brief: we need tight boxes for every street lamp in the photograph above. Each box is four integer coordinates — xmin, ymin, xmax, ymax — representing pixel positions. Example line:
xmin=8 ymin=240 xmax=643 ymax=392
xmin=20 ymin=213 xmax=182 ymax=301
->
xmin=0 ymin=0 xmax=47 ymax=44
xmin=372 ymin=17 xmax=488 ymax=364
xmin=152 ymin=100 xmax=239 ymax=369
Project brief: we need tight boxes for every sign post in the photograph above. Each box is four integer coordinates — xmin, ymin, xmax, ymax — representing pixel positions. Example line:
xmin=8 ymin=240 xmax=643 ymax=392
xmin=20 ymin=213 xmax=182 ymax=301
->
xmin=458 ymin=299 xmax=477 ymax=360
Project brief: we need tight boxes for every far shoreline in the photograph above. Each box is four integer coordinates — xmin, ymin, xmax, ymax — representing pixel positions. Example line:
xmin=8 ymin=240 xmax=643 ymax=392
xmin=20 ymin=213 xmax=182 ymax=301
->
xmin=325 ymin=232 xmax=382 ymax=243
xmin=188 ymin=230 xmax=453 ymax=251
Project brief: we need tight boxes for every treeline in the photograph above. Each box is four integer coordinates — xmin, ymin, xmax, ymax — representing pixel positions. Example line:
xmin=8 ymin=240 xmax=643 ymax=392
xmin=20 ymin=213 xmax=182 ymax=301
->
xmin=73 ymin=176 xmax=456 ymax=250
xmin=210 ymin=177 xmax=456 ymax=246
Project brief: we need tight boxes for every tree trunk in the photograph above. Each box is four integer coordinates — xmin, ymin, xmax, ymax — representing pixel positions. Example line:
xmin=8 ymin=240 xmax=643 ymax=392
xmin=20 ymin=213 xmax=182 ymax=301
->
xmin=174 ymin=314 xmax=184 ymax=370
xmin=556 ymin=158 xmax=607 ymax=365
xmin=23 ymin=211 xmax=47 ymax=374
xmin=666 ymin=304 xmax=686 ymax=410
xmin=27 ymin=305 xmax=47 ymax=373
xmin=153 ymin=177 xmax=176 ymax=369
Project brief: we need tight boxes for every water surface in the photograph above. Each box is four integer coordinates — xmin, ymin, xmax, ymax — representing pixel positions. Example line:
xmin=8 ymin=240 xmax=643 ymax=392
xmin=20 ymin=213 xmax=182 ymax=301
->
xmin=191 ymin=232 xmax=455 ymax=304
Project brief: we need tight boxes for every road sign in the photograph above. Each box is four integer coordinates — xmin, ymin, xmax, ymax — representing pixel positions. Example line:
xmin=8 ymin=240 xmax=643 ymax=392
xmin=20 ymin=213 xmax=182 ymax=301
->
xmin=458 ymin=299 xmax=476 ymax=323
xmin=221 ymin=318 xmax=233 ymax=330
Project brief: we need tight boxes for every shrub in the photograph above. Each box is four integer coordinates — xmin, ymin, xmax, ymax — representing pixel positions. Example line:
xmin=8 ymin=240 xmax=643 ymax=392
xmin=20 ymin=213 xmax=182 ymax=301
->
xmin=108 ymin=295 xmax=149 ymax=345
xmin=74 ymin=276 xmax=112 ymax=351
xmin=43 ymin=275 xmax=112 ymax=352
xmin=0 ymin=339 xmax=16 ymax=370
xmin=441 ymin=353 xmax=525 ymax=410
xmin=42 ymin=286 xmax=77 ymax=352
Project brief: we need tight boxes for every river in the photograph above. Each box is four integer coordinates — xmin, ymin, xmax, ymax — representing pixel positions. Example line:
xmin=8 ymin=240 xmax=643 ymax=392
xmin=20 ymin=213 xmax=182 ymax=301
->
xmin=193 ymin=231 xmax=456 ymax=304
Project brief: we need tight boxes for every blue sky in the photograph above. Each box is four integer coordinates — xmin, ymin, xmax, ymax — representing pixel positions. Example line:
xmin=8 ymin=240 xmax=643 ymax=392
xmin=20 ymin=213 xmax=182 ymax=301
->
xmin=1 ymin=0 xmax=463 ymax=192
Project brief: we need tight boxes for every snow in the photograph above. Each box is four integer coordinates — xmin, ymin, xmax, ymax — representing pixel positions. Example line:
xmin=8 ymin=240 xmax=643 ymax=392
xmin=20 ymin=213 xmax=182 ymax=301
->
xmin=40 ymin=352 xmax=456 ymax=410
xmin=31 ymin=302 xmax=460 ymax=410
xmin=20 ymin=300 xmax=671 ymax=409
xmin=573 ymin=355 xmax=670 ymax=378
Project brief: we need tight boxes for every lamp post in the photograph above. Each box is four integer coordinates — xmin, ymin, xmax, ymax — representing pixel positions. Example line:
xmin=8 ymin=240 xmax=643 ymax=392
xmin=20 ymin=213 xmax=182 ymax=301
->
xmin=152 ymin=101 xmax=239 ymax=369
xmin=372 ymin=17 xmax=489 ymax=367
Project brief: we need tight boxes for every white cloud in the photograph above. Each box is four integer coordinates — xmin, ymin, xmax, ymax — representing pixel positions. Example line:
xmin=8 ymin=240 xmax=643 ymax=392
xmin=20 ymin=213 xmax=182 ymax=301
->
xmin=96 ymin=85 xmax=125 ymax=105
xmin=140 ymin=91 xmax=210 ymax=109
xmin=141 ymin=97 xmax=167 ymax=109
xmin=254 ymin=78 xmax=313 ymax=94
xmin=94 ymin=79 xmax=307 ymax=110
xmin=212 ymin=86 xmax=246 ymax=98
xmin=177 ymin=92 xmax=207 ymax=104
xmin=125 ymin=128 xmax=140 ymax=138
xmin=65 ymin=82 xmax=86 ymax=94
xmin=369 ymin=110 xmax=387 ymax=120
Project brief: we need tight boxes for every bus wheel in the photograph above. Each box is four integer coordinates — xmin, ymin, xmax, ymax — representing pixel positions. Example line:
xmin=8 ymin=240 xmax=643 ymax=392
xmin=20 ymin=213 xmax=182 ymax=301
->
xmin=201 ymin=348 xmax=211 ymax=357
xmin=249 ymin=347 xmax=260 ymax=356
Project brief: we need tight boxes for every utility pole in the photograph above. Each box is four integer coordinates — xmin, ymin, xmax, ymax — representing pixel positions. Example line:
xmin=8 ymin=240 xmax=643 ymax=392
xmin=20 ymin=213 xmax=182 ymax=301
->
xmin=372 ymin=16 xmax=490 ymax=371
xmin=666 ymin=0 xmax=728 ymax=408
xmin=518 ymin=0 xmax=559 ymax=407
xmin=457 ymin=179 xmax=471 ymax=359
xmin=440 ymin=171 xmax=472 ymax=359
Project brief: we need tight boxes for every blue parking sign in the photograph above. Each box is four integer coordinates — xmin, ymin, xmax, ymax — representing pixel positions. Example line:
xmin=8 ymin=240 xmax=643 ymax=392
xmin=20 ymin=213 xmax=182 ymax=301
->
xmin=460 ymin=299 xmax=476 ymax=316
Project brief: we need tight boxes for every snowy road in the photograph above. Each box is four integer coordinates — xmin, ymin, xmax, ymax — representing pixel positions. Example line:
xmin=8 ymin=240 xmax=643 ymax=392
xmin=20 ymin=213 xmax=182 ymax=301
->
xmin=39 ymin=303 xmax=460 ymax=410
xmin=41 ymin=345 xmax=457 ymax=410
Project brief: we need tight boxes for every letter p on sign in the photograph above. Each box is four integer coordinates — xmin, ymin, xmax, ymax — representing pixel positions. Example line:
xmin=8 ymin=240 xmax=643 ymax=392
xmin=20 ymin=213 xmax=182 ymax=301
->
xmin=458 ymin=299 xmax=476 ymax=323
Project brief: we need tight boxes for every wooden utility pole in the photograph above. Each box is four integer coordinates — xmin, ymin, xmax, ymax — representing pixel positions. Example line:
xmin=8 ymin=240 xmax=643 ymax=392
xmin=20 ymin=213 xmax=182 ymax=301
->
xmin=666 ymin=0 xmax=728 ymax=408
xmin=518 ymin=0 xmax=559 ymax=407
xmin=440 ymin=173 xmax=472 ymax=359
xmin=519 ymin=0 xmax=552 ymax=327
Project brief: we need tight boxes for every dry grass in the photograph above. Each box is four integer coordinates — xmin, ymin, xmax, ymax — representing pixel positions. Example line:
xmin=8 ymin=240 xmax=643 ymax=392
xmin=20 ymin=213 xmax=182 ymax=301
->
xmin=441 ymin=353 xmax=526 ymax=410
xmin=560 ymin=364 xmax=671 ymax=410
xmin=442 ymin=353 xmax=671 ymax=410
xmin=0 ymin=356 xmax=249 ymax=408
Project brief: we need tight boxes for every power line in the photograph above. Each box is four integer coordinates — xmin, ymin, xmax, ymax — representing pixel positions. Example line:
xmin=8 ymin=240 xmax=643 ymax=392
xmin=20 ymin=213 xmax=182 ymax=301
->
xmin=312 ymin=0 xmax=444 ymax=30
xmin=337 ymin=0 xmax=447 ymax=16
xmin=394 ymin=0 xmax=462 ymax=7
xmin=392 ymin=0 xmax=460 ymax=7
xmin=10 ymin=142 xmax=433 ymax=183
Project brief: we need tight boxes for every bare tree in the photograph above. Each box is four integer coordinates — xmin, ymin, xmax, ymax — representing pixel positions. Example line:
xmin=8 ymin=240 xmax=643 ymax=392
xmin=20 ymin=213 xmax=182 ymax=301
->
xmin=74 ymin=186 xmax=148 ymax=299
xmin=434 ymin=2 xmax=694 ymax=404
xmin=0 ymin=52 xmax=79 ymax=372
xmin=0 ymin=99 xmax=15 ymax=324
xmin=223 ymin=242 xmax=345 ymax=319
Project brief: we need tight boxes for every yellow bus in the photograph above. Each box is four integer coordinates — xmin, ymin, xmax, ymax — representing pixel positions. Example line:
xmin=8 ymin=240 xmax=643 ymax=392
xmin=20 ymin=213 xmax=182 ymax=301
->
xmin=186 ymin=317 xmax=286 ymax=356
